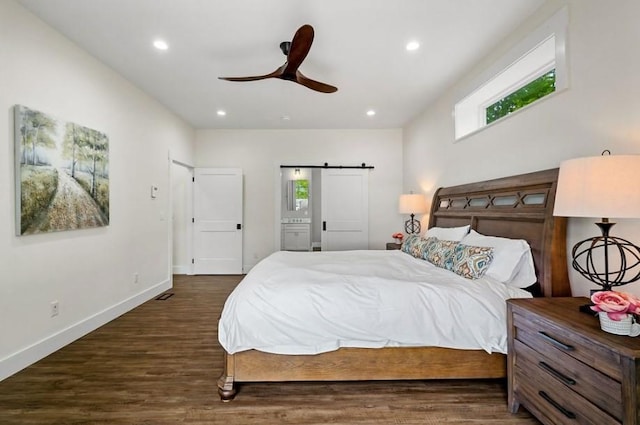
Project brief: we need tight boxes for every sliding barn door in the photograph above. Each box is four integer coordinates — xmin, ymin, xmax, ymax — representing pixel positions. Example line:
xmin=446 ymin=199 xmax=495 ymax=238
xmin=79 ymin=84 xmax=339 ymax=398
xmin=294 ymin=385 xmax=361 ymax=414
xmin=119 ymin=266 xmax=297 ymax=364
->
xmin=193 ymin=168 xmax=243 ymax=274
xmin=321 ymin=169 xmax=369 ymax=251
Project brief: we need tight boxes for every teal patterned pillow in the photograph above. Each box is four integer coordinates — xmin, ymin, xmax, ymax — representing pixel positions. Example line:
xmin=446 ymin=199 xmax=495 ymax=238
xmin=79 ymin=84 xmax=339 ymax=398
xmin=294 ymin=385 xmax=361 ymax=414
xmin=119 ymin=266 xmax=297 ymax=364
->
xmin=401 ymin=234 xmax=421 ymax=256
xmin=450 ymin=243 xmax=494 ymax=279
xmin=425 ymin=239 xmax=458 ymax=268
xmin=401 ymin=235 xmax=436 ymax=259
xmin=420 ymin=236 xmax=438 ymax=260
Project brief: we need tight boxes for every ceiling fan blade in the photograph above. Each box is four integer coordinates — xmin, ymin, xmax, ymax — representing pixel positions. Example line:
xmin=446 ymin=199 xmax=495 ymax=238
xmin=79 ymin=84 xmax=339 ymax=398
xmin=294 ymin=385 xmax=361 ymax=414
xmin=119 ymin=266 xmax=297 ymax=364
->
xmin=219 ymin=66 xmax=283 ymax=82
xmin=218 ymin=24 xmax=338 ymax=93
xmin=218 ymin=76 xmax=272 ymax=82
xmin=283 ymin=24 xmax=314 ymax=74
xmin=295 ymin=71 xmax=338 ymax=93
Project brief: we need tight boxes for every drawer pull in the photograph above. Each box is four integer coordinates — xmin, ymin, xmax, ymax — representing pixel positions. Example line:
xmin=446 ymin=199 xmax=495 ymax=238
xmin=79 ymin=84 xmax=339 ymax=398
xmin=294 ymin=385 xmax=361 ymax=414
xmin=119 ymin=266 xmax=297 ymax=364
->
xmin=539 ymin=391 xmax=577 ymax=419
xmin=538 ymin=361 xmax=576 ymax=386
xmin=538 ymin=331 xmax=575 ymax=351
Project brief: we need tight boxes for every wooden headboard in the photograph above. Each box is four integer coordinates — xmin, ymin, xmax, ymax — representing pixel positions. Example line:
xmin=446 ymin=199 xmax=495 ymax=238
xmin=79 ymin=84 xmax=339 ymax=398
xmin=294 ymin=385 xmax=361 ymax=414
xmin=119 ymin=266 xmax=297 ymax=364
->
xmin=427 ymin=168 xmax=570 ymax=297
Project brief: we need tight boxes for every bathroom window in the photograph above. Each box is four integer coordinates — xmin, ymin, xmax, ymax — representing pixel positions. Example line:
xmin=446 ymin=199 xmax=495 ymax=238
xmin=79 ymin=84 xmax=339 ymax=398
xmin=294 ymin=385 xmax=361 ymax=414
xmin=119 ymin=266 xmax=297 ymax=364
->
xmin=286 ymin=179 xmax=309 ymax=212
xmin=293 ymin=179 xmax=309 ymax=211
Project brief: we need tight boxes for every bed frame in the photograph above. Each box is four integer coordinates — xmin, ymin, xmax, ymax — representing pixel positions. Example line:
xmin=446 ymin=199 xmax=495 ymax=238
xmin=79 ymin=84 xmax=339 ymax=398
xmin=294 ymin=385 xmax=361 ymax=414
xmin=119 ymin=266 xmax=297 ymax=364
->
xmin=217 ymin=168 xmax=571 ymax=401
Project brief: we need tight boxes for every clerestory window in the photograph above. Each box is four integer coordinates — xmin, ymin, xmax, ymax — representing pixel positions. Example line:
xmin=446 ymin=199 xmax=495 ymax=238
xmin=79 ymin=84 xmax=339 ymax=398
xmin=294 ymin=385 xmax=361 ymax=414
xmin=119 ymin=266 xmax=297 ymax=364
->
xmin=454 ymin=7 xmax=567 ymax=140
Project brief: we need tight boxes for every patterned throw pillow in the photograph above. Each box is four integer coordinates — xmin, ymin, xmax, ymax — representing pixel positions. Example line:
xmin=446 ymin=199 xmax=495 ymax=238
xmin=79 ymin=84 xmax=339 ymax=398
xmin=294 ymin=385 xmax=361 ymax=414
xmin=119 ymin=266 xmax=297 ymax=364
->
xmin=401 ymin=234 xmax=421 ymax=256
xmin=404 ymin=236 xmax=493 ymax=280
xmin=450 ymin=243 xmax=494 ymax=279
xmin=401 ymin=235 xmax=436 ymax=259
xmin=420 ymin=236 xmax=438 ymax=259
xmin=424 ymin=239 xmax=459 ymax=269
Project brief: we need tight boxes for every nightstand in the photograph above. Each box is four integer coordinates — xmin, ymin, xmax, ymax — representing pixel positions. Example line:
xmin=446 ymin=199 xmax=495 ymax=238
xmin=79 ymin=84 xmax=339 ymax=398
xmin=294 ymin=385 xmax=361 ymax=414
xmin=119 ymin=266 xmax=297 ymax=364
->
xmin=507 ymin=297 xmax=640 ymax=425
xmin=386 ymin=242 xmax=402 ymax=250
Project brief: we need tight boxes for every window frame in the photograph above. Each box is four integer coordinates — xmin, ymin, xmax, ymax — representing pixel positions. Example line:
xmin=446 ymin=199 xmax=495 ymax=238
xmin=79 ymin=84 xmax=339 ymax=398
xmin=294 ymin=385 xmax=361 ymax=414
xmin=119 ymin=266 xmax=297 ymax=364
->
xmin=453 ymin=6 xmax=568 ymax=141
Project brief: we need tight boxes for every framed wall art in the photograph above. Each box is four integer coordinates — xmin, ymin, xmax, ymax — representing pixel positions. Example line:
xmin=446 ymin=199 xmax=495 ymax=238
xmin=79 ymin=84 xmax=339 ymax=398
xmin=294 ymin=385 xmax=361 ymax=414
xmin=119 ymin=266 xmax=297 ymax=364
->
xmin=14 ymin=105 xmax=109 ymax=235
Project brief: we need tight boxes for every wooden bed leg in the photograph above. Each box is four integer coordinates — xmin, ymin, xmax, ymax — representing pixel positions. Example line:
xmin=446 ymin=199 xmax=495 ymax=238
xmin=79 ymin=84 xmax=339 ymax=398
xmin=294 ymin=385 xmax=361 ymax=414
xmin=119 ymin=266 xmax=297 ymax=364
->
xmin=217 ymin=350 xmax=236 ymax=401
xmin=217 ymin=373 xmax=236 ymax=402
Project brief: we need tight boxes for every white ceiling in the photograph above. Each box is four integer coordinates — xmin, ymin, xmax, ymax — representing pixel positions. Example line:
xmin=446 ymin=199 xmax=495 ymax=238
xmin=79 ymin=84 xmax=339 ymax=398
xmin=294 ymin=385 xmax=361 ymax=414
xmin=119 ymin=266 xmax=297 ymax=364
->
xmin=18 ymin=0 xmax=545 ymax=130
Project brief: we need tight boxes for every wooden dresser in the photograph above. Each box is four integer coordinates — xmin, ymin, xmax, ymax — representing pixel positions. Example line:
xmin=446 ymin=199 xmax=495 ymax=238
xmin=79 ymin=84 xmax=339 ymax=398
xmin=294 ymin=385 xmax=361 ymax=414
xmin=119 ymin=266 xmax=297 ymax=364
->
xmin=507 ymin=297 xmax=640 ymax=425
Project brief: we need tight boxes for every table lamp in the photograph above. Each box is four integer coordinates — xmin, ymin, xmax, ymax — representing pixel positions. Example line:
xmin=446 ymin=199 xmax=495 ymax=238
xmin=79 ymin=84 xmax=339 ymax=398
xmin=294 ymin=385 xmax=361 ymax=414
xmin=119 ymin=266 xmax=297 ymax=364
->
xmin=399 ymin=193 xmax=427 ymax=234
xmin=553 ymin=153 xmax=640 ymax=294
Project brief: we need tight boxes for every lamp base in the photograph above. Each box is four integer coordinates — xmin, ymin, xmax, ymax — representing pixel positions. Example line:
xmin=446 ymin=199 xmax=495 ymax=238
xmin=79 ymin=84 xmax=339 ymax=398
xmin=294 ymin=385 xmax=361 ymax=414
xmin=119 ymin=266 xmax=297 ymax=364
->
xmin=579 ymin=304 xmax=597 ymax=315
xmin=578 ymin=289 xmax=600 ymax=316
xmin=571 ymin=221 xmax=640 ymax=289
xmin=404 ymin=214 xmax=421 ymax=234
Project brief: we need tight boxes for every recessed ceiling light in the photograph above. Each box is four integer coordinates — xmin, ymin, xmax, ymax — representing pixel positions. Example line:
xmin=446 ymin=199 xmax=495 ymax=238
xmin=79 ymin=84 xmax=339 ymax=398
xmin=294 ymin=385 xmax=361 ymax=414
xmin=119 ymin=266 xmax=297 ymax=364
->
xmin=406 ymin=41 xmax=420 ymax=51
xmin=281 ymin=115 xmax=291 ymax=121
xmin=153 ymin=39 xmax=169 ymax=51
xmin=216 ymin=110 xmax=226 ymax=116
xmin=366 ymin=110 xmax=376 ymax=117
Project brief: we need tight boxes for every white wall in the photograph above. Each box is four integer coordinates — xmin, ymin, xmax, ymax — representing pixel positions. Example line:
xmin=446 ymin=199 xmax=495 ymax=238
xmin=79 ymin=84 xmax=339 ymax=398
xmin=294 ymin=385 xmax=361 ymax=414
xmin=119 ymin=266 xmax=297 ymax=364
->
xmin=0 ymin=0 xmax=195 ymax=380
xmin=195 ymin=129 xmax=403 ymax=270
xmin=403 ymin=0 xmax=640 ymax=297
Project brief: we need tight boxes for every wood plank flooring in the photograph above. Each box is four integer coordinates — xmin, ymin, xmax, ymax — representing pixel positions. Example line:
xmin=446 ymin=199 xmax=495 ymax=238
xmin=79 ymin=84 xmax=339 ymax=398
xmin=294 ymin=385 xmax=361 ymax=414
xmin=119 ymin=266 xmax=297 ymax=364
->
xmin=0 ymin=275 xmax=541 ymax=424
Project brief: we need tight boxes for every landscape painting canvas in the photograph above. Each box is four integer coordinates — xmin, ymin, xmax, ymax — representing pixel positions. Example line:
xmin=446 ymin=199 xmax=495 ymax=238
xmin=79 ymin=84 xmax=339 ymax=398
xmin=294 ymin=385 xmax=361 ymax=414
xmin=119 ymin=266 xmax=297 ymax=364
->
xmin=14 ymin=105 xmax=109 ymax=235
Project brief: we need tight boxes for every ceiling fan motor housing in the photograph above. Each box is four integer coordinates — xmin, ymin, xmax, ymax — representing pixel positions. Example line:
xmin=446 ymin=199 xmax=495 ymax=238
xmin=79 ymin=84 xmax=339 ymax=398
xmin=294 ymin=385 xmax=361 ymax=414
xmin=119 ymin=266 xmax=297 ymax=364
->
xmin=279 ymin=41 xmax=291 ymax=56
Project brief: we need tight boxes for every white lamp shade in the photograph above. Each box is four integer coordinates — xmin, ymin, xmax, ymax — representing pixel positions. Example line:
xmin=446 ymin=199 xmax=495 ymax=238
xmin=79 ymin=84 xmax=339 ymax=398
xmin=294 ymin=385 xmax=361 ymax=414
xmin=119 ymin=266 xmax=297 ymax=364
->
xmin=553 ymin=155 xmax=640 ymax=219
xmin=399 ymin=193 xmax=428 ymax=214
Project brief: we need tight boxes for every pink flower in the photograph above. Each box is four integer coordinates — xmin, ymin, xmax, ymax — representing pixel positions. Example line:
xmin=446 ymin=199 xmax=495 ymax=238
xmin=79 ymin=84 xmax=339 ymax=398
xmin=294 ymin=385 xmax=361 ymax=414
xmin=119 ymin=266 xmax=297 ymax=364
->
xmin=591 ymin=291 xmax=633 ymax=320
xmin=620 ymin=292 xmax=640 ymax=315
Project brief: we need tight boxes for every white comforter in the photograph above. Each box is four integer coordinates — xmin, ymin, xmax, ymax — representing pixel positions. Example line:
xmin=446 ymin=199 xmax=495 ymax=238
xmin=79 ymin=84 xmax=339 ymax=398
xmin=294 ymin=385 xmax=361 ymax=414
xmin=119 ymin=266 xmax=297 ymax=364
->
xmin=218 ymin=250 xmax=532 ymax=355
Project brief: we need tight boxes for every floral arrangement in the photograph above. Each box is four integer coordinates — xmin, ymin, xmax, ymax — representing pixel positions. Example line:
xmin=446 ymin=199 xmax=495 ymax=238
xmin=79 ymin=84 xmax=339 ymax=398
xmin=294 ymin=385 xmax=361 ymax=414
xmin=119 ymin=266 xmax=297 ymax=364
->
xmin=591 ymin=291 xmax=640 ymax=321
xmin=392 ymin=232 xmax=404 ymax=243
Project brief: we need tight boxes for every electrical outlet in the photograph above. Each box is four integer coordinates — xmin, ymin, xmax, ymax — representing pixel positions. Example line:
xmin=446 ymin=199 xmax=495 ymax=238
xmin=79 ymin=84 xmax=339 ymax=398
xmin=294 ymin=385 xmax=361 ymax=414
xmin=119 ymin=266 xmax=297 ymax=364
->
xmin=50 ymin=301 xmax=59 ymax=317
xmin=133 ymin=273 xmax=139 ymax=284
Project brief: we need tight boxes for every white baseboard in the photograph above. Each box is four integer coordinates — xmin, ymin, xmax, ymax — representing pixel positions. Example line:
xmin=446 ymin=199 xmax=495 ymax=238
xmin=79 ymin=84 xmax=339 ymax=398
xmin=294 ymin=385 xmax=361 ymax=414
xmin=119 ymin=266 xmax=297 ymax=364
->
xmin=0 ymin=278 xmax=172 ymax=382
xmin=172 ymin=265 xmax=189 ymax=275
xmin=242 ymin=263 xmax=256 ymax=274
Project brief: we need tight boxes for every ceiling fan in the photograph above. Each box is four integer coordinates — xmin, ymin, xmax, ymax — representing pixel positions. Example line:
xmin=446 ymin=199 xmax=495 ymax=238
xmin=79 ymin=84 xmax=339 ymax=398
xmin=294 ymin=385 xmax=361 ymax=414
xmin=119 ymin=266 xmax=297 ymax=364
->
xmin=218 ymin=24 xmax=338 ymax=94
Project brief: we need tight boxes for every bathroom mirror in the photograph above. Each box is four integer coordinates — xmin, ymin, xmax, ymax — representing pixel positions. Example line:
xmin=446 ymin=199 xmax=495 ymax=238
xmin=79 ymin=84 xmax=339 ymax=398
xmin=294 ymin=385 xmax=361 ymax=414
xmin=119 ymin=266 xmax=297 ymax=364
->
xmin=286 ymin=179 xmax=309 ymax=212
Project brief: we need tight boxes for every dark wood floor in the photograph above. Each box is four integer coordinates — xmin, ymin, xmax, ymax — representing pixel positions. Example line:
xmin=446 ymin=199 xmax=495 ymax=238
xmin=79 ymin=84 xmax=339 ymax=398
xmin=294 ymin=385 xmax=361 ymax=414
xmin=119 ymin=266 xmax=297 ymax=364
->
xmin=0 ymin=275 xmax=541 ymax=424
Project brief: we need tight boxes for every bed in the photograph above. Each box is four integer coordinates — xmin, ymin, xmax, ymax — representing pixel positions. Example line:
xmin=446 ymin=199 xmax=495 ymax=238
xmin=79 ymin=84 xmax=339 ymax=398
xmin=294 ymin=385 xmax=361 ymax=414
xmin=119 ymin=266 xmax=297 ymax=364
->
xmin=217 ymin=168 xmax=571 ymax=401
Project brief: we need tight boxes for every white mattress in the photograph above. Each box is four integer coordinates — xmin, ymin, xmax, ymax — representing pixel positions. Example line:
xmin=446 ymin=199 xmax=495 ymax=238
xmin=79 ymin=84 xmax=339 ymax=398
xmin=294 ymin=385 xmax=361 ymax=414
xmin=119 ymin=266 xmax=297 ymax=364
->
xmin=218 ymin=250 xmax=532 ymax=355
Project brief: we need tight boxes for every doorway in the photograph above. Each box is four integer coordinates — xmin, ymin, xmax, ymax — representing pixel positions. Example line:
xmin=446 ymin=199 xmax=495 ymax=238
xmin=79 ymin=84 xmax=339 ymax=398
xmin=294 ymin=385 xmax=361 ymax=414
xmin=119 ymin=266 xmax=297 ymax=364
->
xmin=192 ymin=168 xmax=243 ymax=274
xmin=171 ymin=160 xmax=194 ymax=275
xmin=276 ymin=166 xmax=369 ymax=251
xmin=171 ymin=164 xmax=244 ymax=275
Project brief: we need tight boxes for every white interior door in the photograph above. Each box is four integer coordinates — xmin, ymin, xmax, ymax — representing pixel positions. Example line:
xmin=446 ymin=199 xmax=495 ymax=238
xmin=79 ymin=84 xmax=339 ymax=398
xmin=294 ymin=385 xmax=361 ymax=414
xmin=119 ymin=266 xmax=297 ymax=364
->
xmin=193 ymin=168 xmax=243 ymax=274
xmin=321 ymin=169 xmax=369 ymax=251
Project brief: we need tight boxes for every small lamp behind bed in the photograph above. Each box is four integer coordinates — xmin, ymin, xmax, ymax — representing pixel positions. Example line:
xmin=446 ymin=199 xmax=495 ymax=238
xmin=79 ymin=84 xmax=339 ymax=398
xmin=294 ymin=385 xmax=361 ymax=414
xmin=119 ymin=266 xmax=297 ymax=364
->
xmin=553 ymin=153 xmax=640 ymax=307
xmin=399 ymin=193 xmax=427 ymax=234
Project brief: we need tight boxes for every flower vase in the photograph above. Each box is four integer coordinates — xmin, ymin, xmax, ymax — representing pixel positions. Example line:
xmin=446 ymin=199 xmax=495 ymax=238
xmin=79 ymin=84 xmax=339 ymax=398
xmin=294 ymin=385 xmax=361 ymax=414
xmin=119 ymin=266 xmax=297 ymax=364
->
xmin=598 ymin=312 xmax=640 ymax=337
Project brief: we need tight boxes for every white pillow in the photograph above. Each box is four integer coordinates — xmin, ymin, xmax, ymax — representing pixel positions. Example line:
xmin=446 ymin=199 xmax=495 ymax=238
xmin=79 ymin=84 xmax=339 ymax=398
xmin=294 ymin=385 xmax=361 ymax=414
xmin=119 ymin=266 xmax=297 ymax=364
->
xmin=506 ymin=252 xmax=537 ymax=288
xmin=425 ymin=225 xmax=470 ymax=242
xmin=460 ymin=230 xmax=536 ymax=288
